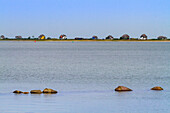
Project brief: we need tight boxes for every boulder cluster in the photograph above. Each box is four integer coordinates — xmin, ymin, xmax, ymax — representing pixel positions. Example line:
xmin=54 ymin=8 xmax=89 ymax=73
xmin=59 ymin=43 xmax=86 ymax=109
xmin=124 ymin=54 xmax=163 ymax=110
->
xmin=114 ymin=86 xmax=163 ymax=92
xmin=13 ymin=88 xmax=58 ymax=94
xmin=13 ymin=86 xmax=164 ymax=94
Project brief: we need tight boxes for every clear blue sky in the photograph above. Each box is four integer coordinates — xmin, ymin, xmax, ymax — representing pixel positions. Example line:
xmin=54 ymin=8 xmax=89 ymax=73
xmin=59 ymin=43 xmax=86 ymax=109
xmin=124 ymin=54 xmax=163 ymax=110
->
xmin=0 ymin=0 xmax=170 ymax=38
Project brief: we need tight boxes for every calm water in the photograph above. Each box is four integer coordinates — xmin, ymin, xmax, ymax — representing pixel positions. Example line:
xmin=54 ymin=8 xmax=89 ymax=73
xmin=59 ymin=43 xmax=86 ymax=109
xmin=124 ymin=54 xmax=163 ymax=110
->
xmin=0 ymin=41 xmax=170 ymax=113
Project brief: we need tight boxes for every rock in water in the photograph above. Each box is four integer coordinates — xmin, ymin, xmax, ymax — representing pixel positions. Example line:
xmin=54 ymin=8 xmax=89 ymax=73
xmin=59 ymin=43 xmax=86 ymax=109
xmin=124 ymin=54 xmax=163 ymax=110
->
xmin=151 ymin=86 xmax=163 ymax=90
xmin=43 ymin=88 xmax=58 ymax=94
xmin=30 ymin=90 xmax=42 ymax=94
xmin=115 ymin=86 xmax=132 ymax=91
xmin=23 ymin=92 xmax=29 ymax=94
xmin=13 ymin=90 xmax=23 ymax=94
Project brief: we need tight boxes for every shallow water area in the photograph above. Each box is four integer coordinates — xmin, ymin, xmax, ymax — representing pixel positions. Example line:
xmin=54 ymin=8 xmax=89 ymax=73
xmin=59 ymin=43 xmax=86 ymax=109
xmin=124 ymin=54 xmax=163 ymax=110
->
xmin=0 ymin=41 xmax=170 ymax=113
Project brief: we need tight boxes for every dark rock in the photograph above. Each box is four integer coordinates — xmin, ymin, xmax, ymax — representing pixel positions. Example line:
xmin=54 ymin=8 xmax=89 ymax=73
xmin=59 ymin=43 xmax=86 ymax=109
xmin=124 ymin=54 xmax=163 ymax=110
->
xmin=151 ymin=86 xmax=163 ymax=90
xmin=43 ymin=88 xmax=58 ymax=94
xmin=115 ymin=86 xmax=132 ymax=91
xmin=30 ymin=90 xmax=42 ymax=94
xmin=13 ymin=90 xmax=23 ymax=94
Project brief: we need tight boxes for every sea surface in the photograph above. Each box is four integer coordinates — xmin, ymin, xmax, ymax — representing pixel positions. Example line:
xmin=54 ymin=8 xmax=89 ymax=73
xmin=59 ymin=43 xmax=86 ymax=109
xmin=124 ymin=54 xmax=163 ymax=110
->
xmin=0 ymin=41 xmax=170 ymax=113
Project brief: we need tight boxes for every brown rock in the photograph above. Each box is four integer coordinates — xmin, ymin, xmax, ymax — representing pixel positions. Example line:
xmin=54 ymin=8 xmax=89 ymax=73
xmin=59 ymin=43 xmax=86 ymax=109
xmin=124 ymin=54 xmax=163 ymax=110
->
xmin=43 ymin=88 xmax=58 ymax=94
xmin=30 ymin=90 xmax=42 ymax=94
xmin=13 ymin=90 xmax=23 ymax=94
xmin=23 ymin=92 xmax=29 ymax=94
xmin=115 ymin=86 xmax=132 ymax=91
xmin=151 ymin=86 xmax=163 ymax=90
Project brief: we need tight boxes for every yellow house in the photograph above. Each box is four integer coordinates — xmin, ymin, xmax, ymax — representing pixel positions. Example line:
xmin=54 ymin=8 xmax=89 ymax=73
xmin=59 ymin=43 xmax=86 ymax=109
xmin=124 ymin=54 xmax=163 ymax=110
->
xmin=41 ymin=35 xmax=45 ymax=39
xmin=38 ymin=34 xmax=46 ymax=40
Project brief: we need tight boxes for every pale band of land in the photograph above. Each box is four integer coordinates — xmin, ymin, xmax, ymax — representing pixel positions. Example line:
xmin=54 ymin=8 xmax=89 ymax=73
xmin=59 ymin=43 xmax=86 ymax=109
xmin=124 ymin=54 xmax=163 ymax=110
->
xmin=0 ymin=39 xmax=170 ymax=42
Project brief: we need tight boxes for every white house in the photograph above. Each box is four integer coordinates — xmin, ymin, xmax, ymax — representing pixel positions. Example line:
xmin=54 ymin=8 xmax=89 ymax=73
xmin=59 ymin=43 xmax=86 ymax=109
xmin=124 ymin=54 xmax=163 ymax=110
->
xmin=59 ymin=34 xmax=67 ymax=40
xmin=140 ymin=34 xmax=147 ymax=40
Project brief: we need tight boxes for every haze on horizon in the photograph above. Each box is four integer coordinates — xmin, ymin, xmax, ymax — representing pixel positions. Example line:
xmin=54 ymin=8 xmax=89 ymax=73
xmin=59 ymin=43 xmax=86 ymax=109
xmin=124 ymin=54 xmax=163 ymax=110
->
xmin=0 ymin=0 xmax=170 ymax=39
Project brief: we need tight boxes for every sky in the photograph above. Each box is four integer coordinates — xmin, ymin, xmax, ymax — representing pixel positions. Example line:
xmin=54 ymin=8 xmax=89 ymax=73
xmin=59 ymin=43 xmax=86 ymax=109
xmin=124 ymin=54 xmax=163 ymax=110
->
xmin=0 ymin=0 xmax=170 ymax=39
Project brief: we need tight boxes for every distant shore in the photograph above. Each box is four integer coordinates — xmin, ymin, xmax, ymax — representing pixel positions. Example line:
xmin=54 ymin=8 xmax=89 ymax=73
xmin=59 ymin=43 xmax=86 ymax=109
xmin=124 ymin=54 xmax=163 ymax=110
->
xmin=1 ymin=39 xmax=170 ymax=42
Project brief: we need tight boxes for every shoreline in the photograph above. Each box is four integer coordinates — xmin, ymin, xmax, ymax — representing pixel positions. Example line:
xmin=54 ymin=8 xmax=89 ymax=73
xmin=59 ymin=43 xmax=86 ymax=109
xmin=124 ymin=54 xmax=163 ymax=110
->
xmin=1 ymin=39 xmax=170 ymax=42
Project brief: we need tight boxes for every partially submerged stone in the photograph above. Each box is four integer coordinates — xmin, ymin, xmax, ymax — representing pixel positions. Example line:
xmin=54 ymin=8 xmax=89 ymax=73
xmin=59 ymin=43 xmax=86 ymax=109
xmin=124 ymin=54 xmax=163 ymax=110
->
xmin=30 ymin=90 xmax=42 ymax=94
xmin=13 ymin=90 xmax=23 ymax=94
xmin=23 ymin=92 xmax=29 ymax=94
xmin=151 ymin=86 xmax=163 ymax=90
xmin=115 ymin=86 xmax=132 ymax=91
xmin=43 ymin=88 xmax=58 ymax=94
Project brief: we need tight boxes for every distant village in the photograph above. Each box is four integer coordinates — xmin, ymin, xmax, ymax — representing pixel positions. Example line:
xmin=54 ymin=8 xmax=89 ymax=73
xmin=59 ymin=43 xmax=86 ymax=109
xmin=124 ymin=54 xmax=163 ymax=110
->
xmin=0 ymin=34 xmax=169 ymax=40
